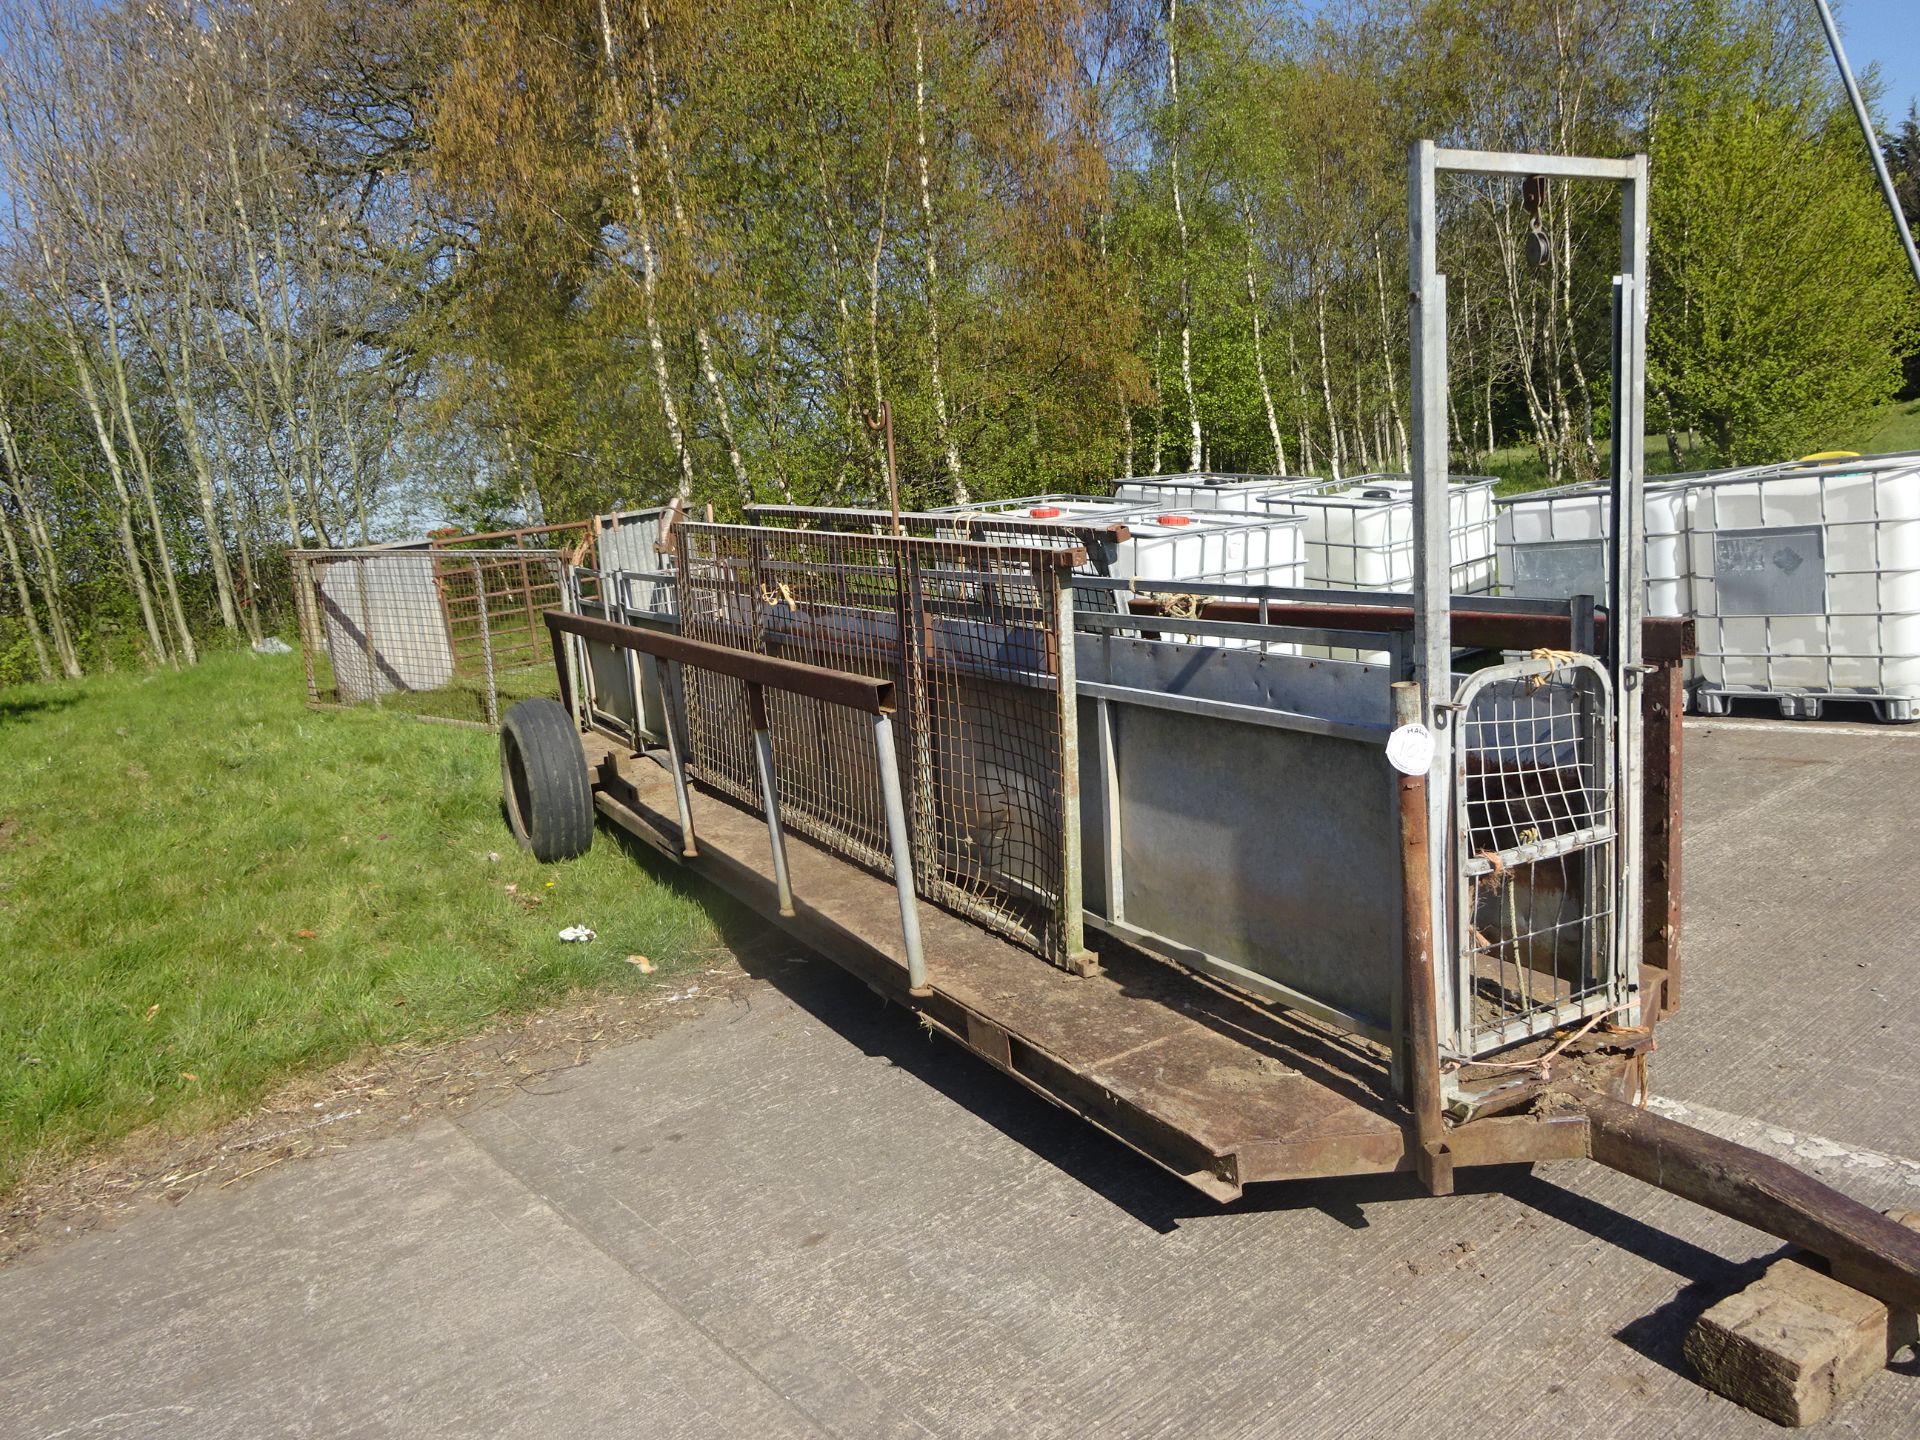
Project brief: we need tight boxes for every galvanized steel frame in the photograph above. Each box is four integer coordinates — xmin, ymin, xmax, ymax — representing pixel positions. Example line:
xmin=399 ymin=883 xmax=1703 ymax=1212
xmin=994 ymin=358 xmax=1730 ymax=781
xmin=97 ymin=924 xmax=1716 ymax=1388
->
xmin=1409 ymin=141 xmax=1649 ymax=1058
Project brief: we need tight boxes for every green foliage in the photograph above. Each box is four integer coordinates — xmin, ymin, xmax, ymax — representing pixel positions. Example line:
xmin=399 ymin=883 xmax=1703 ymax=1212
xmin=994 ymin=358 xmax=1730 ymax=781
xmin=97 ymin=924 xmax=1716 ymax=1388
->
xmin=1649 ymin=1 xmax=1917 ymax=463
xmin=0 ymin=649 xmax=740 ymax=1193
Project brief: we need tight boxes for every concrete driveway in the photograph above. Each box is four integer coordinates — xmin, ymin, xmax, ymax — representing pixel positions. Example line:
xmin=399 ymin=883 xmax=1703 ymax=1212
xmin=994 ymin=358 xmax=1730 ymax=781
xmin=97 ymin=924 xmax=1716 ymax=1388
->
xmin=3 ymin=717 xmax=1918 ymax=1437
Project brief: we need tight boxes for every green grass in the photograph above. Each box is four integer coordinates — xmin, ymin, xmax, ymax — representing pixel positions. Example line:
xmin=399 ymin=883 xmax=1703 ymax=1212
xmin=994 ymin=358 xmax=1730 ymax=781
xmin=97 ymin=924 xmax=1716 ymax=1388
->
xmin=0 ymin=649 xmax=743 ymax=1194
xmin=1477 ymin=401 xmax=1920 ymax=496
xmin=1859 ymin=397 xmax=1920 ymax=455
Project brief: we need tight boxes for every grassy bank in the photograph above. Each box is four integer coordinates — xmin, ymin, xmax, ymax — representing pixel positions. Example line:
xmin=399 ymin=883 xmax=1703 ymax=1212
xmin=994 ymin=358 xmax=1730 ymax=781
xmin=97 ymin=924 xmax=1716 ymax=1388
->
xmin=0 ymin=649 xmax=740 ymax=1194
xmin=1476 ymin=402 xmax=1920 ymax=495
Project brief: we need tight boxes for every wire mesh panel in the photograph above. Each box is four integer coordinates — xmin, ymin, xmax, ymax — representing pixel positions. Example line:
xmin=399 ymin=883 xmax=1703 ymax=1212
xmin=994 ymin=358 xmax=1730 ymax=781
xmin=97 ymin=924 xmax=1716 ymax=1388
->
xmin=290 ymin=548 xmax=567 ymax=728
xmin=674 ymin=522 xmax=1080 ymax=963
xmin=1450 ymin=655 xmax=1620 ymax=1057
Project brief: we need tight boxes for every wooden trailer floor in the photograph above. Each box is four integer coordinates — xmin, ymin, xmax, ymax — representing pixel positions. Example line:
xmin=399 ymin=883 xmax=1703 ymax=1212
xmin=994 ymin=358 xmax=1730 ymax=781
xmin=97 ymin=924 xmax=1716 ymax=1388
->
xmin=583 ymin=733 xmax=1599 ymax=1199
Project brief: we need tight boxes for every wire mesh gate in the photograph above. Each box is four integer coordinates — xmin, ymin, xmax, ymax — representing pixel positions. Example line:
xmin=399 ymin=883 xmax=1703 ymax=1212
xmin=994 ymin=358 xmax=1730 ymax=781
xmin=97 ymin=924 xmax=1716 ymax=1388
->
xmin=673 ymin=522 xmax=1086 ymax=966
xmin=1449 ymin=654 xmax=1623 ymax=1058
xmin=290 ymin=547 xmax=567 ymax=728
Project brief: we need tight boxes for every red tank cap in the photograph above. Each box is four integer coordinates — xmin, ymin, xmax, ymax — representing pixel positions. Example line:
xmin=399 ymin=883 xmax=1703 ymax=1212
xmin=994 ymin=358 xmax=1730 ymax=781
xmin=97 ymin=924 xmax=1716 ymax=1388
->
xmin=1154 ymin=513 xmax=1193 ymax=526
xmin=1029 ymin=506 xmax=1063 ymax=518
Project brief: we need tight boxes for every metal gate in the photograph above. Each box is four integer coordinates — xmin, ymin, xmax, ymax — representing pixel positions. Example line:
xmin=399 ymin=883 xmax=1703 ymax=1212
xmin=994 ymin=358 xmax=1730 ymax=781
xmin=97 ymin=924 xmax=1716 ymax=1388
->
xmin=1449 ymin=654 xmax=1625 ymax=1057
xmin=673 ymin=522 xmax=1086 ymax=967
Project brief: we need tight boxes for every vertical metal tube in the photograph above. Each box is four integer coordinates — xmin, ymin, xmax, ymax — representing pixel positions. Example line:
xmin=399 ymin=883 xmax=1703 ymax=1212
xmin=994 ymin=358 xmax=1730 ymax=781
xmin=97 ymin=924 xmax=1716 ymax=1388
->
xmin=661 ymin=659 xmax=698 ymax=857
xmin=473 ymin=558 xmax=498 ymax=731
xmin=748 ymin=682 xmax=794 ymax=917
xmin=1613 ymin=157 xmax=1651 ymax=1027
xmin=1094 ymin=696 xmax=1124 ymax=926
xmin=1053 ymin=569 xmax=1094 ymax=974
xmin=355 ymin=556 xmax=379 ymax=707
xmin=873 ymin=711 xmax=928 ymax=993
xmin=560 ymin=566 xmax=585 ymax=733
xmin=1406 ymin=139 xmax=1454 ymax=1044
xmin=1393 ymin=680 xmax=1452 ymax=1197
xmin=1813 ymin=0 xmax=1920 ymax=294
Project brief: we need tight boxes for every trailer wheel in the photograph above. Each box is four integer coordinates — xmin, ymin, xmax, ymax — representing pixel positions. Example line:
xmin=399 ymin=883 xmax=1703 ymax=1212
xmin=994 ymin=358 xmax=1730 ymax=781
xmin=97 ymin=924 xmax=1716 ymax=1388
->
xmin=500 ymin=699 xmax=594 ymax=862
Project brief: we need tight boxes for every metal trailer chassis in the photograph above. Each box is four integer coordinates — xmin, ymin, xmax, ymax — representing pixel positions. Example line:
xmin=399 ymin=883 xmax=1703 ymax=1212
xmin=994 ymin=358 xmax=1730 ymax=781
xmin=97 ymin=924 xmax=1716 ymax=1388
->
xmin=498 ymin=141 xmax=1920 ymax=1317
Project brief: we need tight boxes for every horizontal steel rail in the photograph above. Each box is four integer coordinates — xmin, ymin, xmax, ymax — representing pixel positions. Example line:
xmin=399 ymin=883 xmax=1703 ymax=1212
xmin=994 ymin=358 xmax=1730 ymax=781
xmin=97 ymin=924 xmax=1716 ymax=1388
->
xmin=544 ymin=609 xmax=895 ymax=714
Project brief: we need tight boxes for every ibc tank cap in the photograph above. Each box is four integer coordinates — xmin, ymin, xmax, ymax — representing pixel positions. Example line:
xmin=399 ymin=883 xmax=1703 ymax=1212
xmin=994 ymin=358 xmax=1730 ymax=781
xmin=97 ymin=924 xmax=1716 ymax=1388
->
xmin=1155 ymin=513 xmax=1193 ymax=526
xmin=1361 ymin=488 xmax=1396 ymax=500
xmin=1029 ymin=506 xmax=1063 ymax=518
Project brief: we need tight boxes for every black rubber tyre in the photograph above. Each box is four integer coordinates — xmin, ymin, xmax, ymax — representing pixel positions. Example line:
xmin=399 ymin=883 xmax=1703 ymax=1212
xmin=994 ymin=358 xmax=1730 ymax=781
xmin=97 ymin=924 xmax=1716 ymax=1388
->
xmin=500 ymin=699 xmax=594 ymax=862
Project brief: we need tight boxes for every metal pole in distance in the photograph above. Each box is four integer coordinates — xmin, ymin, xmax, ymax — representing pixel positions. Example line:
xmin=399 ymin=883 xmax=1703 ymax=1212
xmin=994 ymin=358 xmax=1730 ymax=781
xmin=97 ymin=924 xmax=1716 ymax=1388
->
xmin=473 ymin=558 xmax=498 ymax=730
xmin=1813 ymin=0 xmax=1920 ymax=294
xmin=355 ymin=556 xmax=380 ymax=707
xmin=1393 ymin=680 xmax=1452 ymax=1198
xmin=747 ymin=681 xmax=795 ymax=917
xmin=872 ymin=711 xmax=929 ymax=994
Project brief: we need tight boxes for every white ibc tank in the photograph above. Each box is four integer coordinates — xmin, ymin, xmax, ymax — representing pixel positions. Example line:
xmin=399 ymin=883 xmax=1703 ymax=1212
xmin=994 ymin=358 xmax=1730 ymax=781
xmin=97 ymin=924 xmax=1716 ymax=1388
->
xmin=1687 ymin=457 xmax=1920 ymax=701
xmin=1114 ymin=473 xmax=1310 ymax=514
xmin=1263 ymin=474 xmax=1496 ymax=593
xmin=1495 ymin=480 xmax=1691 ymax=616
xmin=1110 ymin=506 xmax=1307 ymax=590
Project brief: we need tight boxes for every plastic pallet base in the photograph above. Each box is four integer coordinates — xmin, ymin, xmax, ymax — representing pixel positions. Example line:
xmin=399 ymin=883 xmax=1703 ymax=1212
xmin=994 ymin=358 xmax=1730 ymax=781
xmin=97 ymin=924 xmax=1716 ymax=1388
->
xmin=1689 ymin=687 xmax=1918 ymax=725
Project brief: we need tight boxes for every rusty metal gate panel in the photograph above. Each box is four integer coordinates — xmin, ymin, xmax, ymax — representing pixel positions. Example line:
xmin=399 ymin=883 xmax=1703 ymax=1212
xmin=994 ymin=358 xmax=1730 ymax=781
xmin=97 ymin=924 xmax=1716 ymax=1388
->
xmin=1449 ymin=655 xmax=1623 ymax=1058
xmin=674 ymin=522 xmax=1082 ymax=965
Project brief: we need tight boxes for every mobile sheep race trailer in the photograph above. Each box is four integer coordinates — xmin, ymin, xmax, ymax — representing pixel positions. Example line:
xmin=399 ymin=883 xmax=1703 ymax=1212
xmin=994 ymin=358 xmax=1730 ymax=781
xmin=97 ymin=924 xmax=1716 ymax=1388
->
xmin=495 ymin=145 xmax=1920 ymax=1321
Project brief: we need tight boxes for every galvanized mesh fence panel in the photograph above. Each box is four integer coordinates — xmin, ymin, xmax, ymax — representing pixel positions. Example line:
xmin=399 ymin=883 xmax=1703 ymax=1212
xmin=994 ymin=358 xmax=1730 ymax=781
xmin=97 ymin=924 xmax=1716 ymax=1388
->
xmin=675 ymin=522 xmax=1076 ymax=962
xmin=745 ymin=504 xmax=1124 ymax=613
xmin=290 ymin=548 xmax=567 ymax=728
xmin=1451 ymin=657 xmax=1619 ymax=1057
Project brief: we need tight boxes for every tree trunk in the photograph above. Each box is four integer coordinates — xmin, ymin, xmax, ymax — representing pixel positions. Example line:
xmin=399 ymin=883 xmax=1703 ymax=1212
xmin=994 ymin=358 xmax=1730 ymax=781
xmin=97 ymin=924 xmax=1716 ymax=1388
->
xmin=913 ymin=21 xmax=966 ymax=503
xmin=1166 ymin=0 xmax=1202 ymax=472
xmin=639 ymin=0 xmax=751 ymax=504
xmin=0 ymin=494 xmax=50 ymax=681
xmin=1238 ymin=191 xmax=1286 ymax=473
xmin=596 ymin=0 xmax=695 ymax=501
xmin=1372 ymin=236 xmax=1410 ymax=470
xmin=97 ymin=277 xmax=196 ymax=663
xmin=1314 ymin=287 xmax=1343 ymax=480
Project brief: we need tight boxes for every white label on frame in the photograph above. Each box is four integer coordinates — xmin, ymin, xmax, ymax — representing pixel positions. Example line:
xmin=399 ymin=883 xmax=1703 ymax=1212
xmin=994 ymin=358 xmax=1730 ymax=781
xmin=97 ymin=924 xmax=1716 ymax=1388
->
xmin=1385 ymin=722 xmax=1435 ymax=777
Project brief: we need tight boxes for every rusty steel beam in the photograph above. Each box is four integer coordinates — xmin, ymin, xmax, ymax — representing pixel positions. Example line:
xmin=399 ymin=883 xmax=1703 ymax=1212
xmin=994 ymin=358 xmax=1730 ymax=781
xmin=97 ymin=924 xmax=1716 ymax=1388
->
xmin=543 ymin=610 xmax=895 ymax=715
xmin=1392 ymin=681 xmax=1451 ymax=1197
xmin=1578 ymin=1092 xmax=1920 ymax=1312
xmin=1642 ymin=655 xmax=1686 ymax=1015
xmin=746 ymin=503 xmax=1133 ymax=548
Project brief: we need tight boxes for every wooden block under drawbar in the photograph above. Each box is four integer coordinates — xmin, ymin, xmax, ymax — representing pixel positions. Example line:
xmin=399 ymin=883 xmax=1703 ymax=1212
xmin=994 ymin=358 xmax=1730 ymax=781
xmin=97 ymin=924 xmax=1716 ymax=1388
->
xmin=1684 ymin=1256 xmax=1895 ymax=1427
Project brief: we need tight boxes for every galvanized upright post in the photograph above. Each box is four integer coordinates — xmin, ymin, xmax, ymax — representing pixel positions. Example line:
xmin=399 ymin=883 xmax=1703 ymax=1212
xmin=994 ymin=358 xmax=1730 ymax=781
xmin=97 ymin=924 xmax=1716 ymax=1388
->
xmin=661 ymin=659 xmax=699 ymax=857
xmin=1611 ymin=154 xmax=1651 ymax=1027
xmin=747 ymin=681 xmax=795 ymax=916
xmin=1406 ymin=139 xmax=1454 ymax=1046
xmin=1054 ymin=567 xmax=1096 ymax=975
xmin=1094 ymin=697 xmax=1124 ymax=926
xmin=560 ymin=565 xmax=585 ymax=733
xmin=872 ymin=711 xmax=929 ymax=993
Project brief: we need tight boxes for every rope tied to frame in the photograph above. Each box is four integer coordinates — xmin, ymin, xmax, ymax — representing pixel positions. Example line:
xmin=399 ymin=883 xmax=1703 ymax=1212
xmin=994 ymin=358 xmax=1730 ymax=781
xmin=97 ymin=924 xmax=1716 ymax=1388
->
xmin=1443 ymin=1002 xmax=1638 ymax=1084
xmin=1161 ymin=592 xmax=1206 ymax=621
xmin=759 ymin=581 xmax=800 ymax=611
xmin=1524 ymin=647 xmax=1583 ymax=691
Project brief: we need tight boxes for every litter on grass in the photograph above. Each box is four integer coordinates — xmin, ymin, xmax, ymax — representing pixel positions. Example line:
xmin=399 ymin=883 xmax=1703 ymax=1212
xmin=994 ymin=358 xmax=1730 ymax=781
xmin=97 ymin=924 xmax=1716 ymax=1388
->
xmin=557 ymin=925 xmax=596 ymax=943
